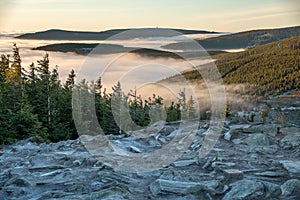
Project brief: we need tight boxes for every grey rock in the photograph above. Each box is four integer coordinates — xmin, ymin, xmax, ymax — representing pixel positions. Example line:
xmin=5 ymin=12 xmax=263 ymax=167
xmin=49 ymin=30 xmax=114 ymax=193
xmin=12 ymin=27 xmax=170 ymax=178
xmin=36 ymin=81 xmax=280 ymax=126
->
xmin=254 ymin=171 xmax=284 ymax=177
xmin=129 ymin=145 xmax=142 ymax=153
xmin=223 ymin=169 xmax=243 ymax=181
xmin=173 ymin=159 xmax=197 ymax=167
xmin=232 ymin=138 xmax=242 ymax=145
xmin=5 ymin=176 xmax=32 ymax=187
xmin=1 ymin=109 xmax=300 ymax=200
xmin=136 ymin=171 xmax=161 ymax=178
xmin=244 ymin=133 xmax=270 ymax=146
xmin=222 ymin=179 xmax=264 ymax=200
xmin=280 ymin=127 xmax=300 ymax=135
xmin=242 ymin=127 xmax=259 ymax=133
xmin=211 ymin=161 xmax=236 ymax=168
xmin=281 ymin=179 xmax=300 ymax=196
xmin=280 ymin=160 xmax=300 ymax=177
xmin=40 ymin=169 xmax=64 ymax=177
xmin=252 ymin=124 xmax=278 ymax=136
xmin=229 ymin=124 xmax=251 ymax=130
xmin=150 ymin=179 xmax=219 ymax=196
xmin=281 ymin=132 xmax=300 ymax=149
xmin=128 ymin=120 xmax=165 ymax=138
xmin=224 ymin=131 xmax=232 ymax=141
xmin=249 ymin=145 xmax=279 ymax=154
xmin=261 ymin=181 xmax=281 ymax=198
xmin=100 ymin=171 xmax=138 ymax=185
xmin=261 ymin=124 xmax=278 ymax=136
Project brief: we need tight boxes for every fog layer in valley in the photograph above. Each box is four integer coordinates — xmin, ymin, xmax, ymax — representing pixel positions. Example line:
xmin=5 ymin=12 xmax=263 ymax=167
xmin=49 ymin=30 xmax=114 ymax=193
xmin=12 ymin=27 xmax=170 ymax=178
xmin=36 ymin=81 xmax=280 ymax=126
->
xmin=0 ymin=32 xmax=253 ymax=110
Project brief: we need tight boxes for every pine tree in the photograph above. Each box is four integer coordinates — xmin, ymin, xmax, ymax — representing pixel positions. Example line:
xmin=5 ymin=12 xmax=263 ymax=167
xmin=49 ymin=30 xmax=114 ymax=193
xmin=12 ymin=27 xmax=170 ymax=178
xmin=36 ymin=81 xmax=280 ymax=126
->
xmin=35 ymin=54 xmax=51 ymax=130
xmin=186 ymin=95 xmax=197 ymax=119
xmin=65 ymin=69 xmax=76 ymax=89
xmin=178 ymin=88 xmax=187 ymax=119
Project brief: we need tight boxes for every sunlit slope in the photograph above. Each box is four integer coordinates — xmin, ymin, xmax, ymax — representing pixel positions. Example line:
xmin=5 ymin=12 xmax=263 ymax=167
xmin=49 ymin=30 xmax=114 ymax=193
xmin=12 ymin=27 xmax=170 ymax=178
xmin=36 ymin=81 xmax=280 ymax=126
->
xmin=175 ymin=36 xmax=300 ymax=96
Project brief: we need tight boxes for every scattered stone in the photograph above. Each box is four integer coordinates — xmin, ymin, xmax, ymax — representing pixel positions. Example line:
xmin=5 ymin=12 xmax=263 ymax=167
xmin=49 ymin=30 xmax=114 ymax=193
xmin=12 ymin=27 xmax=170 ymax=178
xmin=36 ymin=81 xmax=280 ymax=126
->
xmin=244 ymin=133 xmax=270 ymax=146
xmin=150 ymin=179 xmax=219 ymax=196
xmin=229 ymin=124 xmax=251 ymax=130
xmin=202 ymin=157 xmax=215 ymax=169
xmin=129 ymin=120 xmax=165 ymax=138
xmin=280 ymin=127 xmax=300 ymax=135
xmin=222 ymin=179 xmax=264 ymax=200
xmin=40 ymin=169 xmax=64 ymax=177
xmin=261 ymin=181 xmax=281 ymax=198
xmin=248 ymin=145 xmax=279 ymax=154
xmin=90 ymin=187 xmax=128 ymax=200
xmin=173 ymin=159 xmax=197 ymax=167
xmin=280 ymin=160 xmax=300 ymax=177
xmin=223 ymin=169 xmax=243 ymax=181
xmin=73 ymin=159 xmax=82 ymax=166
xmin=129 ymin=146 xmax=142 ymax=153
xmin=232 ymin=138 xmax=242 ymax=145
xmin=5 ymin=177 xmax=32 ymax=187
xmin=254 ymin=171 xmax=284 ymax=177
xmin=211 ymin=162 xmax=236 ymax=168
xmin=281 ymin=132 xmax=300 ymax=149
xmin=281 ymin=179 xmax=300 ymax=196
xmin=224 ymin=131 xmax=231 ymax=141
xmin=261 ymin=124 xmax=278 ymax=136
xmin=242 ymin=127 xmax=259 ymax=133
xmin=1 ymin=102 xmax=299 ymax=200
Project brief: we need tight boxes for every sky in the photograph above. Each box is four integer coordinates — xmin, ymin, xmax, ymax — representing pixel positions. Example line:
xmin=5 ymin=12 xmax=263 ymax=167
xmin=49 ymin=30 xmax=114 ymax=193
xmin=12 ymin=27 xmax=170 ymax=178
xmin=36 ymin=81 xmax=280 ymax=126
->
xmin=0 ymin=0 xmax=299 ymax=33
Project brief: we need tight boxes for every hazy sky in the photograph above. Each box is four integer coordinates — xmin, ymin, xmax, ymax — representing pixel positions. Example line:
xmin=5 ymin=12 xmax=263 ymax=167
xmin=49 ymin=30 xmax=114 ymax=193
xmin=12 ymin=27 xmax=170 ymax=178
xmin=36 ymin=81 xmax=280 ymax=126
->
xmin=0 ymin=0 xmax=299 ymax=33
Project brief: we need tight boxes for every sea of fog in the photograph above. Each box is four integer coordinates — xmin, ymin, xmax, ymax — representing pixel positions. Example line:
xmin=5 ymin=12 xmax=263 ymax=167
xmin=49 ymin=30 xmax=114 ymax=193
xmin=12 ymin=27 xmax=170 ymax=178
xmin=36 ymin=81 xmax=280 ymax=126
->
xmin=0 ymin=33 xmax=250 ymax=108
xmin=0 ymin=34 xmax=217 ymax=87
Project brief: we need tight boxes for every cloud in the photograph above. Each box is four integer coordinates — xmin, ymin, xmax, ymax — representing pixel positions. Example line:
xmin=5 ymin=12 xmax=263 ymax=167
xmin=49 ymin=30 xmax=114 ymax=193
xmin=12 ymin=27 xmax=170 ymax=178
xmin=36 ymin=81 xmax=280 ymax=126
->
xmin=223 ymin=11 xmax=300 ymax=25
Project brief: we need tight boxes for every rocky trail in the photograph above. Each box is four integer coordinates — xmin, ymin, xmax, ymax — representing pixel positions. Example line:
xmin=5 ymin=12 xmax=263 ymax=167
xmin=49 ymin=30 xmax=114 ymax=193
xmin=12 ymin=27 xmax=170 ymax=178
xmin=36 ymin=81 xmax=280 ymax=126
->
xmin=0 ymin=97 xmax=299 ymax=200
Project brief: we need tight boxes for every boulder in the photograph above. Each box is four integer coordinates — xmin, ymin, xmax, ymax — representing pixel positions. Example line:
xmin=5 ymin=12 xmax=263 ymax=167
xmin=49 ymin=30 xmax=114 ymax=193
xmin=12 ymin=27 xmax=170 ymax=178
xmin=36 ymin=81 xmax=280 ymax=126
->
xmin=280 ymin=160 xmax=300 ymax=177
xmin=281 ymin=179 xmax=300 ymax=196
xmin=222 ymin=179 xmax=264 ymax=200
xmin=261 ymin=181 xmax=281 ymax=198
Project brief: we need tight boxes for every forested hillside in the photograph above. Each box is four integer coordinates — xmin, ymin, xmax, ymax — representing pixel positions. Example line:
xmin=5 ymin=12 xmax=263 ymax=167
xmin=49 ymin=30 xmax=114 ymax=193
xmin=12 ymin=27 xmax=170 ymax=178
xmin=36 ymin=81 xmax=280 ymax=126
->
xmin=181 ymin=36 xmax=300 ymax=96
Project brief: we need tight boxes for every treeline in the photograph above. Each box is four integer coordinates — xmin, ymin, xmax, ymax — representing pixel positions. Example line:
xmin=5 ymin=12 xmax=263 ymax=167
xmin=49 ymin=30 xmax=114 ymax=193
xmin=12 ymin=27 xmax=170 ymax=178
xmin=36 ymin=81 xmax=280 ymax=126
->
xmin=0 ymin=45 xmax=197 ymax=144
xmin=181 ymin=36 xmax=300 ymax=96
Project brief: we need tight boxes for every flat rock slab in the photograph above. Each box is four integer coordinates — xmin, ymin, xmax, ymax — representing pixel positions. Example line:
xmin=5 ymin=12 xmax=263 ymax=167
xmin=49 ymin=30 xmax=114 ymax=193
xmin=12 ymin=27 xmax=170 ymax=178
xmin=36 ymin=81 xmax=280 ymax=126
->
xmin=254 ymin=171 xmax=285 ymax=177
xmin=243 ymin=133 xmax=270 ymax=146
xmin=280 ymin=160 xmax=300 ymax=177
xmin=150 ymin=179 xmax=219 ymax=196
xmin=173 ymin=159 xmax=197 ymax=167
xmin=229 ymin=124 xmax=251 ymax=130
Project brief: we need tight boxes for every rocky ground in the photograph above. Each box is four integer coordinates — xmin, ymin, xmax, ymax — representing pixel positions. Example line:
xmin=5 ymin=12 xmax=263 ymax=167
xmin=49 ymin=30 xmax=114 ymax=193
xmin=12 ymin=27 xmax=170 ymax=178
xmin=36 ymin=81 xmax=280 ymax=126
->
xmin=0 ymin=95 xmax=299 ymax=200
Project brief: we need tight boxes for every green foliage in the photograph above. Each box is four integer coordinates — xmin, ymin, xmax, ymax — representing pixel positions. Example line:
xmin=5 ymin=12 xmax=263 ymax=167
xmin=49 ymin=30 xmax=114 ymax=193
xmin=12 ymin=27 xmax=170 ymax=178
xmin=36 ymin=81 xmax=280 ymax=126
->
xmin=0 ymin=44 xmax=202 ymax=144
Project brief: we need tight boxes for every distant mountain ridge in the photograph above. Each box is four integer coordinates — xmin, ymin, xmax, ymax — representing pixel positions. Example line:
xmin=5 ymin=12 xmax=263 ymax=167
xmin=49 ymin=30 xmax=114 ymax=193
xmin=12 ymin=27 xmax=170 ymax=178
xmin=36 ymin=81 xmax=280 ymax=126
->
xmin=16 ymin=28 xmax=219 ymax=40
xmin=32 ymin=43 xmax=226 ymax=59
xmin=163 ymin=25 xmax=300 ymax=50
